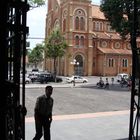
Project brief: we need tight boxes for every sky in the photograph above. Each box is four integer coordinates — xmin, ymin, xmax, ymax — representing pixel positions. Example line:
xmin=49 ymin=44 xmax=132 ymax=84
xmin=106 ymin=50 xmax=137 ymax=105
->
xmin=27 ymin=0 xmax=101 ymax=49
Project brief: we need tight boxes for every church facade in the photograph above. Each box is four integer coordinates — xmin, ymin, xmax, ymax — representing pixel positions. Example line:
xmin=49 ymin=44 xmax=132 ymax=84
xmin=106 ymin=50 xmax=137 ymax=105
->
xmin=45 ymin=0 xmax=137 ymax=76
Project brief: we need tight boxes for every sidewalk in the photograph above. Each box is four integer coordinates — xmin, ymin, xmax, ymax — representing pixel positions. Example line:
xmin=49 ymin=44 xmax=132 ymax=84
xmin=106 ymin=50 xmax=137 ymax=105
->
xmin=25 ymin=110 xmax=130 ymax=140
xmin=24 ymin=82 xmax=92 ymax=88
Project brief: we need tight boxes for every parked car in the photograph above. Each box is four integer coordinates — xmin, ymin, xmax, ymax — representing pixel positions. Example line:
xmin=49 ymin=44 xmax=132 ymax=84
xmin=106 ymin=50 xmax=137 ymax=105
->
xmin=20 ymin=75 xmax=31 ymax=84
xmin=116 ymin=73 xmax=129 ymax=82
xmin=31 ymin=68 xmax=39 ymax=75
xmin=37 ymin=73 xmax=62 ymax=83
xmin=66 ymin=76 xmax=88 ymax=83
xmin=28 ymin=73 xmax=40 ymax=82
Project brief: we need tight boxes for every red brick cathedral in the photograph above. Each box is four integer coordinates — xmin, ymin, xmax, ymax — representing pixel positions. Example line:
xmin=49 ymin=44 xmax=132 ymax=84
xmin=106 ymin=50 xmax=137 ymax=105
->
xmin=45 ymin=0 xmax=138 ymax=76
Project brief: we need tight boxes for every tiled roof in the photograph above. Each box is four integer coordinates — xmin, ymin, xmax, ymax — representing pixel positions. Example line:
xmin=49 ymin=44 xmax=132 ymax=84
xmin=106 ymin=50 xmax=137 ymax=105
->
xmin=92 ymin=5 xmax=106 ymax=20
xmin=97 ymin=47 xmax=132 ymax=55
xmin=105 ymin=32 xmax=121 ymax=40
xmin=92 ymin=32 xmax=109 ymax=39
xmin=92 ymin=32 xmax=121 ymax=40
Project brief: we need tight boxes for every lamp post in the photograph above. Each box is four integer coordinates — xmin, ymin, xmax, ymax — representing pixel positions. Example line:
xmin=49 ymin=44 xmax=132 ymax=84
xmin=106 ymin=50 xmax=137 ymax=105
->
xmin=70 ymin=59 xmax=79 ymax=86
xmin=77 ymin=62 xmax=79 ymax=75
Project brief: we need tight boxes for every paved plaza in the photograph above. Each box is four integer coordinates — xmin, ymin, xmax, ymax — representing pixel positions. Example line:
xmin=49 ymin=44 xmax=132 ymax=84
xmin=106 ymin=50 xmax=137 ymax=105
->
xmin=24 ymin=76 xmax=135 ymax=140
xmin=25 ymin=110 xmax=130 ymax=140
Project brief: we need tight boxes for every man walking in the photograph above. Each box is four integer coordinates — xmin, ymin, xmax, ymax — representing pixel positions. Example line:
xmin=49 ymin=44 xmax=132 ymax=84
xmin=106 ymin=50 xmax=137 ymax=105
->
xmin=33 ymin=86 xmax=54 ymax=140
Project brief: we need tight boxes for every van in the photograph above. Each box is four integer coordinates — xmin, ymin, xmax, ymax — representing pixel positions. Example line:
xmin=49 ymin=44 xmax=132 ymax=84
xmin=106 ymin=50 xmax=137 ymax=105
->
xmin=116 ymin=73 xmax=129 ymax=82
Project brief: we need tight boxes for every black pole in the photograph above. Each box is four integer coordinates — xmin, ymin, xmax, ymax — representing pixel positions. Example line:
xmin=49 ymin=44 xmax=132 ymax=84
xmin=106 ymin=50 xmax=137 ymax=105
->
xmin=129 ymin=0 xmax=138 ymax=139
xmin=0 ymin=0 xmax=8 ymax=139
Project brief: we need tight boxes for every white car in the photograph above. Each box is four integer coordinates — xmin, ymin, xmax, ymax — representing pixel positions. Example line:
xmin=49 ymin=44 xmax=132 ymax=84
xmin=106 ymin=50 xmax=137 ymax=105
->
xmin=66 ymin=76 xmax=88 ymax=83
xmin=116 ymin=73 xmax=129 ymax=82
xmin=20 ymin=75 xmax=31 ymax=84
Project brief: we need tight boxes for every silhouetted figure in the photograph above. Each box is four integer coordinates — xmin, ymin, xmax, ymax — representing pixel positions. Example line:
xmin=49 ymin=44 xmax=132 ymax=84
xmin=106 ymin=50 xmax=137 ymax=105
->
xmin=111 ymin=77 xmax=114 ymax=85
xmin=33 ymin=86 xmax=54 ymax=140
xmin=104 ymin=78 xmax=109 ymax=89
xmin=120 ymin=77 xmax=128 ymax=87
xmin=96 ymin=77 xmax=104 ymax=88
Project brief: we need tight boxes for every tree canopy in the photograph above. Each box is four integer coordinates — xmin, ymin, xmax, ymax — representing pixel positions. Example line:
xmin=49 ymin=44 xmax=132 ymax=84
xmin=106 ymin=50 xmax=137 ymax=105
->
xmin=100 ymin=0 xmax=140 ymax=38
xmin=28 ymin=43 xmax=44 ymax=68
xmin=28 ymin=0 xmax=46 ymax=8
xmin=45 ymin=29 xmax=67 ymax=60
xmin=44 ymin=29 xmax=67 ymax=78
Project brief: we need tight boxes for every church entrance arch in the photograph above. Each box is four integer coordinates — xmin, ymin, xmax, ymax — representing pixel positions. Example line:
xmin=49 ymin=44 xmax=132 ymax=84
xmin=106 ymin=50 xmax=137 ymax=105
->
xmin=74 ymin=55 xmax=84 ymax=76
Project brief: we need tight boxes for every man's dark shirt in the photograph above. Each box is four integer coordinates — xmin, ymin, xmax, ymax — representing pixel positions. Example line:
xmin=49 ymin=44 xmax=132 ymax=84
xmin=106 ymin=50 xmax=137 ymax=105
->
xmin=34 ymin=95 xmax=53 ymax=118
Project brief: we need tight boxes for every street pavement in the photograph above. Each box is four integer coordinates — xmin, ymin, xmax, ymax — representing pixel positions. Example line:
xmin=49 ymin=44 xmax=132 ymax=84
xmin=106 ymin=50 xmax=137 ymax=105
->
xmin=25 ymin=76 xmax=134 ymax=140
xmin=26 ymin=110 xmax=131 ymax=140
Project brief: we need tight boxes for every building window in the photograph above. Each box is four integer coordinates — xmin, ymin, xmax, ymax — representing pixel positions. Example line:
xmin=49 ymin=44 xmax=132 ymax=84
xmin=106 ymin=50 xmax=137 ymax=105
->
xmin=63 ymin=19 xmax=66 ymax=32
xmin=93 ymin=22 xmax=95 ymax=31
xmin=75 ymin=36 xmax=79 ymax=47
xmin=95 ymin=22 xmax=100 ymax=31
xmin=108 ymin=58 xmax=114 ymax=67
xmin=94 ymin=21 xmax=103 ymax=31
xmin=80 ymin=17 xmax=85 ymax=30
xmin=74 ymin=9 xmax=86 ymax=31
xmin=122 ymin=59 xmax=128 ymax=67
xmin=80 ymin=36 xmax=84 ymax=47
xmin=100 ymin=22 xmax=103 ymax=31
xmin=75 ymin=17 xmax=79 ymax=30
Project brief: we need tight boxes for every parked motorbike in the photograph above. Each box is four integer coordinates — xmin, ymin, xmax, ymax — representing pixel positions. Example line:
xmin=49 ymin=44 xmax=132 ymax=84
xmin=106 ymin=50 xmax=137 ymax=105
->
xmin=120 ymin=79 xmax=128 ymax=87
xmin=96 ymin=81 xmax=104 ymax=88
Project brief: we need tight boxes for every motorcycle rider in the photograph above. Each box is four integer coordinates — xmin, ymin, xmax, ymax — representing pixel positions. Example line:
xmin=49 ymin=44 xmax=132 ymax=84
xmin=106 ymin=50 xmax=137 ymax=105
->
xmin=97 ymin=77 xmax=104 ymax=88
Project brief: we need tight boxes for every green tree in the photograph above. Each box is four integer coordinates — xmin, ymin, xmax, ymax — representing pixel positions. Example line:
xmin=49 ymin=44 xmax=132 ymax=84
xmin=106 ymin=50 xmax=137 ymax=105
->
xmin=28 ymin=0 xmax=45 ymax=8
xmin=44 ymin=29 xmax=67 ymax=81
xmin=100 ymin=0 xmax=140 ymax=38
xmin=28 ymin=43 xmax=44 ymax=68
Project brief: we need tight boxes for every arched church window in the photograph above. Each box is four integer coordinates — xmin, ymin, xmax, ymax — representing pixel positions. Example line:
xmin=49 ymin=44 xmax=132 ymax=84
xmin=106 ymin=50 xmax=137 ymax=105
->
xmin=100 ymin=22 xmax=103 ymax=31
xmin=80 ymin=36 xmax=84 ymax=47
xmin=95 ymin=22 xmax=100 ymax=31
xmin=75 ymin=36 xmax=79 ymax=47
xmin=63 ymin=19 xmax=66 ymax=32
xmin=74 ymin=9 xmax=86 ymax=31
xmin=75 ymin=17 xmax=79 ymax=30
xmin=80 ymin=17 xmax=85 ymax=30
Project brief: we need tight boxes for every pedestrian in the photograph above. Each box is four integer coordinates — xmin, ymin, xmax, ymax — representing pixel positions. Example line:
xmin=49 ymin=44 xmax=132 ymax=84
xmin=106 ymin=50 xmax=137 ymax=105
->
xmin=33 ymin=86 xmax=54 ymax=140
xmin=104 ymin=78 xmax=109 ymax=89
xmin=111 ymin=77 xmax=114 ymax=85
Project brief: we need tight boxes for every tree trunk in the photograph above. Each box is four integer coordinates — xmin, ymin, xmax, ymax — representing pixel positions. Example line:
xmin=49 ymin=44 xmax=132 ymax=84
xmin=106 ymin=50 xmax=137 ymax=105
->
xmin=54 ymin=58 xmax=57 ymax=82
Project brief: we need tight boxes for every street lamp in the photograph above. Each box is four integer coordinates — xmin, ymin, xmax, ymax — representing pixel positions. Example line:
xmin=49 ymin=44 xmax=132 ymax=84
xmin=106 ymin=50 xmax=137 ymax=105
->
xmin=77 ymin=62 xmax=79 ymax=75
xmin=70 ymin=59 xmax=79 ymax=86
xmin=70 ymin=59 xmax=79 ymax=75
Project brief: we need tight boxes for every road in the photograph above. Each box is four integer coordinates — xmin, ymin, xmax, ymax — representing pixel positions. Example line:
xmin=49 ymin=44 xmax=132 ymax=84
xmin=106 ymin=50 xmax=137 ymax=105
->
xmin=25 ymin=83 xmax=131 ymax=118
